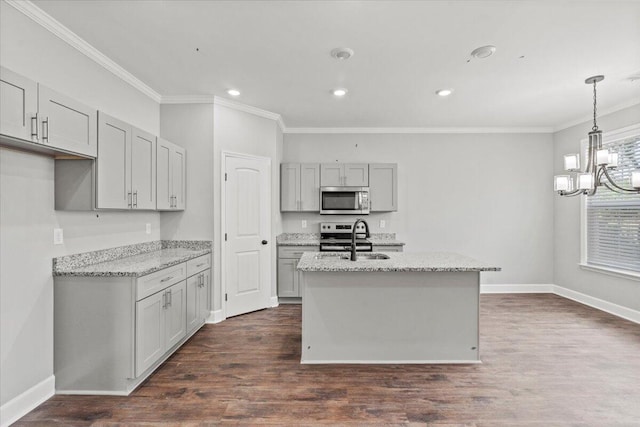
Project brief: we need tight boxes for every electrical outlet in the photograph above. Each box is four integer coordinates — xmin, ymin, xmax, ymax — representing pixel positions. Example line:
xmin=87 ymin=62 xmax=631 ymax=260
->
xmin=301 ymin=220 xmax=307 ymax=229
xmin=379 ymin=220 xmax=386 ymax=228
xmin=146 ymin=223 xmax=152 ymax=234
xmin=53 ymin=228 xmax=64 ymax=245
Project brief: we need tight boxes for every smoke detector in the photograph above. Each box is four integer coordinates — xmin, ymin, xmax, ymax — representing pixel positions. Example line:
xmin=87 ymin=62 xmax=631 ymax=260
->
xmin=331 ymin=47 xmax=354 ymax=60
xmin=470 ymin=45 xmax=496 ymax=59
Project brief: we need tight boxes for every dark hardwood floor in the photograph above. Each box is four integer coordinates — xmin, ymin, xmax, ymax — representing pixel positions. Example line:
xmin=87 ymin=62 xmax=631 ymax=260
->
xmin=15 ymin=294 xmax=640 ymax=426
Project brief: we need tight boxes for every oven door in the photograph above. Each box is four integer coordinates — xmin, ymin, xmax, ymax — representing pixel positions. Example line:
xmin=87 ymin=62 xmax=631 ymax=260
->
xmin=320 ymin=187 xmax=369 ymax=214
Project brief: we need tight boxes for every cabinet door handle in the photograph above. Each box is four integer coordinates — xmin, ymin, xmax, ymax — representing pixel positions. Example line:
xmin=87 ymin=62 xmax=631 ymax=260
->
xmin=167 ymin=290 xmax=172 ymax=307
xmin=160 ymin=275 xmax=174 ymax=283
xmin=133 ymin=191 xmax=138 ymax=208
xmin=162 ymin=292 xmax=167 ymax=309
xmin=41 ymin=117 xmax=49 ymax=142
xmin=127 ymin=192 xmax=132 ymax=208
xmin=30 ymin=114 xmax=39 ymax=141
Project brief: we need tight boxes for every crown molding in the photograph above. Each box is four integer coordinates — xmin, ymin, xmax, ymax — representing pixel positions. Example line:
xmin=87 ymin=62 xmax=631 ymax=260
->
xmin=283 ymin=126 xmax=554 ymax=134
xmin=6 ymin=0 xmax=162 ymax=103
xmin=553 ymin=100 xmax=640 ymax=133
xmin=213 ymin=96 xmax=285 ymax=125
xmin=161 ymin=95 xmax=216 ymax=104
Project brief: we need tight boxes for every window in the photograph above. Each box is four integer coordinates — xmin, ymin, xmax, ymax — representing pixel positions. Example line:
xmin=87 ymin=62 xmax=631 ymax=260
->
xmin=584 ymin=125 xmax=640 ymax=276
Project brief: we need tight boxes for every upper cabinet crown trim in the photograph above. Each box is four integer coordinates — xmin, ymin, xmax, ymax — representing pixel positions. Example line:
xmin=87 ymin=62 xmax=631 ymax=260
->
xmin=5 ymin=0 xmax=162 ymax=103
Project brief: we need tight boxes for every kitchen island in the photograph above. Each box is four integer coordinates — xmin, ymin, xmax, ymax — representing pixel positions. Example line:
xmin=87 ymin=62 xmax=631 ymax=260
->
xmin=297 ymin=252 xmax=500 ymax=364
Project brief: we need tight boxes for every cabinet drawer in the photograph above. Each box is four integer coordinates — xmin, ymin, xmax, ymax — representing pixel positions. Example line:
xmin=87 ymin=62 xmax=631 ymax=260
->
xmin=137 ymin=263 xmax=187 ymax=301
xmin=278 ymin=246 xmax=319 ymax=259
xmin=187 ymin=254 xmax=210 ymax=277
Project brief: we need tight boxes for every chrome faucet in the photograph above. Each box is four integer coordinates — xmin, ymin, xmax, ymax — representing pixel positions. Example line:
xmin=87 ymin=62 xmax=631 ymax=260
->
xmin=350 ymin=218 xmax=370 ymax=261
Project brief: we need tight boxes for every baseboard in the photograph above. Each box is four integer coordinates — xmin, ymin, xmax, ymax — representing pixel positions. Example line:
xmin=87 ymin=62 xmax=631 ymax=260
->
xmin=207 ymin=309 xmax=225 ymax=324
xmin=269 ymin=296 xmax=279 ymax=308
xmin=481 ymin=284 xmax=554 ymax=294
xmin=553 ymin=285 xmax=640 ymax=324
xmin=1 ymin=375 xmax=55 ymax=427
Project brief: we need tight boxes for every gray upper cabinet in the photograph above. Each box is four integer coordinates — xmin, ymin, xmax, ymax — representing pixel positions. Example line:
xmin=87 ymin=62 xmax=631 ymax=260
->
xmin=157 ymin=138 xmax=186 ymax=211
xmin=96 ymin=112 xmax=157 ymax=210
xmin=344 ymin=164 xmax=369 ymax=186
xmin=280 ymin=163 xmax=320 ymax=212
xmin=0 ymin=67 xmax=38 ymax=142
xmin=320 ymin=163 xmax=369 ymax=186
xmin=0 ymin=66 xmax=97 ymax=158
xmin=96 ymin=113 xmax=131 ymax=209
xmin=320 ymin=163 xmax=343 ymax=186
xmin=369 ymin=163 xmax=398 ymax=212
xmin=38 ymin=84 xmax=97 ymax=158
xmin=131 ymin=127 xmax=157 ymax=210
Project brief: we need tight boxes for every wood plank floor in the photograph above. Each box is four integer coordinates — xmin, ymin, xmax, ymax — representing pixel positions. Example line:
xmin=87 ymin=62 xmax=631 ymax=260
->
xmin=14 ymin=294 xmax=640 ymax=426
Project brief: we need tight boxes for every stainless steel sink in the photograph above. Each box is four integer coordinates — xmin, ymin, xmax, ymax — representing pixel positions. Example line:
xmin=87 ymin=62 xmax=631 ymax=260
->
xmin=355 ymin=253 xmax=390 ymax=260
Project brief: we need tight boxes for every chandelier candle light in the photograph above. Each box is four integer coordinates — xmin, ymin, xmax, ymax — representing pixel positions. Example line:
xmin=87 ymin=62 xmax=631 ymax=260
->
xmin=554 ymin=75 xmax=640 ymax=196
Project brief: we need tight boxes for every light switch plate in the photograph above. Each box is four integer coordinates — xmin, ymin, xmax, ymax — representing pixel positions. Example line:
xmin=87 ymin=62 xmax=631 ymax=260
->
xmin=301 ymin=220 xmax=307 ymax=229
xmin=53 ymin=228 xmax=64 ymax=245
xmin=146 ymin=223 xmax=152 ymax=234
xmin=379 ymin=220 xmax=386 ymax=228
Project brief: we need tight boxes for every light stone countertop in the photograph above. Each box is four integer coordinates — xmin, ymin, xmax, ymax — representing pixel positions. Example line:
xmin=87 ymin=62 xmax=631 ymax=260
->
xmin=296 ymin=251 xmax=500 ymax=272
xmin=276 ymin=233 xmax=405 ymax=247
xmin=53 ymin=240 xmax=211 ymax=278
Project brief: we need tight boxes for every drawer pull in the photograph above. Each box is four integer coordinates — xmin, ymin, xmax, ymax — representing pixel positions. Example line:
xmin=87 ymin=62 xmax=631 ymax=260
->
xmin=160 ymin=275 xmax=175 ymax=283
xmin=196 ymin=262 xmax=206 ymax=268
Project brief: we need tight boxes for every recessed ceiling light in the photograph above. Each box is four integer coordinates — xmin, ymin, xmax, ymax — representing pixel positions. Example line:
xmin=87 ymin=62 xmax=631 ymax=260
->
xmin=333 ymin=88 xmax=348 ymax=97
xmin=331 ymin=48 xmax=354 ymax=60
xmin=227 ymin=89 xmax=240 ymax=96
xmin=436 ymin=89 xmax=453 ymax=97
xmin=470 ymin=45 xmax=496 ymax=59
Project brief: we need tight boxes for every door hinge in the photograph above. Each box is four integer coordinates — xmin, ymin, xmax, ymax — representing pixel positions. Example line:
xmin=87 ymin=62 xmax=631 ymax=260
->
xmin=224 ymin=233 xmax=227 ymax=241
xmin=225 ymin=173 xmax=227 ymax=181
xmin=225 ymin=293 xmax=228 ymax=302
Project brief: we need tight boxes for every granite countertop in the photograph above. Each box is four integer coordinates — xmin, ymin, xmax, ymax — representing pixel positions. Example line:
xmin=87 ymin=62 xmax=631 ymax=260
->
xmin=53 ymin=240 xmax=211 ymax=278
xmin=296 ymin=252 xmax=500 ymax=273
xmin=277 ymin=233 xmax=405 ymax=247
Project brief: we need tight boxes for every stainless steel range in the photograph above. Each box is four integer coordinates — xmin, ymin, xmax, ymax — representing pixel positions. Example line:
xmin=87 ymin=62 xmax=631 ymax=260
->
xmin=319 ymin=221 xmax=372 ymax=252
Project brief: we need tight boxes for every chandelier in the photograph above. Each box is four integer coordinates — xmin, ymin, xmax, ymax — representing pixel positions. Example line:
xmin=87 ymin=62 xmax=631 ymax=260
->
xmin=554 ymin=75 xmax=640 ymax=196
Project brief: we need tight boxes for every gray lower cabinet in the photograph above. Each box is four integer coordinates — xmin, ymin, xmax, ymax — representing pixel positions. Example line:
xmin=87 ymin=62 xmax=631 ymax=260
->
xmin=277 ymin=246 xmax=318 ymax=298
xmin=136 ymin=280 xmax=186 ymax=376
xmin=186 ymin=254 xmax=211 ymax=332
xmin=54 ymin=257 xmax=210 ymax=395
xmin=372 ymin=245 xmax=404 ymax=252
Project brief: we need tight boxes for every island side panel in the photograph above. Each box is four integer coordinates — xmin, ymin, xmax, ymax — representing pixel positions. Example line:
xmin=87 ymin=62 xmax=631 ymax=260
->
xmin=301 ymin=271 xmax=479 ymax=363
xmin=54 ymin=276 xmax=136 ymax=393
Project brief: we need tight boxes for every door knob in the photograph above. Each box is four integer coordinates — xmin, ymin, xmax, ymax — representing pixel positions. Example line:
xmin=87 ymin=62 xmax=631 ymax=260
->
xmin=261 ymin=240 xmax=268 ymax=245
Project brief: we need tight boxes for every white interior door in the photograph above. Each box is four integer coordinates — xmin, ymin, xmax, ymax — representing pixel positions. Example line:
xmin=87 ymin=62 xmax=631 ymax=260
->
xmin=225 ymin=154 xmax=271 ymax=318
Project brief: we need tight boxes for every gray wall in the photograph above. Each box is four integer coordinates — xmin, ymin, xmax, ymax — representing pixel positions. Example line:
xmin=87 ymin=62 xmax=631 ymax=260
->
xmin=159 ymin=104 xmax=215 ymax=241
xmin=0 ymin=2 xmax=160 ymax=407
xmin=283 ymin=132 xmax=555 ymax=285
xmin=553 ymin=104 xmax=640 ymax=311
xmin=213 ymin=104 xmax=282 ymax=312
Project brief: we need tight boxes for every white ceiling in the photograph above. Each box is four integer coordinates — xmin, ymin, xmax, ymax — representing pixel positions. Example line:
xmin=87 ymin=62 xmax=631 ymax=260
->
xmin=30 ymin=0 xmax=640 ymax=129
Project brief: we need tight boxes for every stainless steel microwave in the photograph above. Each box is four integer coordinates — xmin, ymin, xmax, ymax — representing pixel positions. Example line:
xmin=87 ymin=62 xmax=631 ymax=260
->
xmin=320 ymin=186 xmax=370 ymax=215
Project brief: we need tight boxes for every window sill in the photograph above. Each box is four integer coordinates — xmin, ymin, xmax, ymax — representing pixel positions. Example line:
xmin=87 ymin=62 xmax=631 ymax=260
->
xmin=579 ymin=263 xmax=640 ymax=282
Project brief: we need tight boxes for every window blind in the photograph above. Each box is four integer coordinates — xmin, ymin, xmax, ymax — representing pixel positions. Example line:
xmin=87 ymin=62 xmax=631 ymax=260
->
xmin=586 ymin=134 xmax=640 ymax=272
